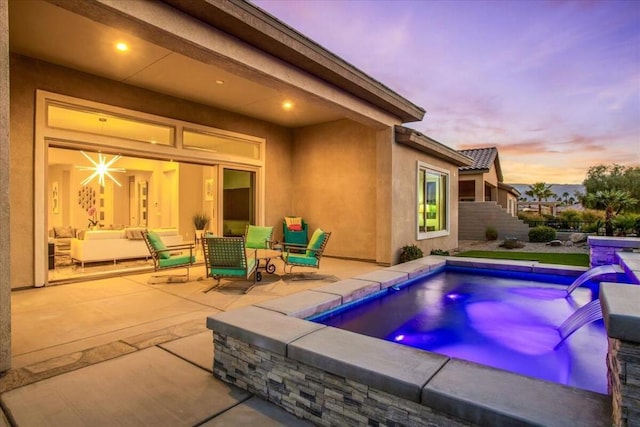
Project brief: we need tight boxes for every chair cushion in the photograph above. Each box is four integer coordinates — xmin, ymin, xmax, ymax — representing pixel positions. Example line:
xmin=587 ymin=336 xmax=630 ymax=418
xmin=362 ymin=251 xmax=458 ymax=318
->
xmin=283 ymin=253 xmax=319 ymax=267
xmin=147 ymin=231 xmax=170 ymax=259
xmin=159 ymin=255 xmax=194 ymax=267
xmin=246 ymin=225 xmax=273 ymax=249
xmin=210 ymin=257 xmax=256 ymax=277
xmin=306 ymin=228 xmax=326 ymax=257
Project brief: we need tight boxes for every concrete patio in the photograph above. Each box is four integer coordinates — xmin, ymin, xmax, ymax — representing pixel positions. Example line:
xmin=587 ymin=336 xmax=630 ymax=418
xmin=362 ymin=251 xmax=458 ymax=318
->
xmin=0 ymin=257 xmax=381 ymax=426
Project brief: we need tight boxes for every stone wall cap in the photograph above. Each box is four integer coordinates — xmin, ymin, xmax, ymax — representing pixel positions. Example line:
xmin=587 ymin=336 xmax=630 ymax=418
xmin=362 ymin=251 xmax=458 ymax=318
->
xmin=288 ymin=327 xmax=448 ymax=402
xmin=313 ymin=279 xmax=381 ymax=304
xmin=423 ymin=359 xmax=611 ymax=427
xmin=588 ymin=236 xmax=640 ymax=248
xmin=207 ymin=306 xmax=325 ymax=355
xmin=353 ymin=270 xmax=409 ymax=289
xmin=254 ymin=290 xmax=341 ymax=318
xmin=600 ymin=282 xmax=640 ymax=342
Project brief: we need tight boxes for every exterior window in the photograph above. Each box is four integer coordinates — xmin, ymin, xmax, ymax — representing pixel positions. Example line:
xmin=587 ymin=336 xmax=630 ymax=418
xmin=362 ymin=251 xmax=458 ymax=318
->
xmin=183 ymin=129 xmax=261 ymax=160
xmin=417 ymin=162 xmax=449 ymax=238
xmin=47 ymin=103 xmax=174 ymax=146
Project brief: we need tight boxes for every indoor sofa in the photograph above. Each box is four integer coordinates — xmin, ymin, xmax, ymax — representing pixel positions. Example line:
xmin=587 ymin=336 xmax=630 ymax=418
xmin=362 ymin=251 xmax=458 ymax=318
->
xmin=70 ymin=228 xmax=184 ymax=268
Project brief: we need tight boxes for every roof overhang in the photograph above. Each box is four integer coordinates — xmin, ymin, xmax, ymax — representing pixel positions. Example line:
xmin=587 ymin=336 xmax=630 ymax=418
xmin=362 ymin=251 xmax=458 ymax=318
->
xmin=395 ymin=126 xmax=473 ymax=167
xmin=10 ymin=0 xmax=425 ymax=128
xmin=498 ymin=182 xmax=521 ymax=196
xmin=163 ymin=0 xmax=426 ymax=123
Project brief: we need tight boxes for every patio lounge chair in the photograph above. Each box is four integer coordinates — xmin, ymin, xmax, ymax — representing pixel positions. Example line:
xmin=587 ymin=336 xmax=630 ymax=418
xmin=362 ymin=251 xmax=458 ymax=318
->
xmin=282 ymin=228 xmax=331 ymax=275
xmin=202 ymin=236 xmax=257 ymax=293
xmin=142 ymin=230 xmax=195 ymax=283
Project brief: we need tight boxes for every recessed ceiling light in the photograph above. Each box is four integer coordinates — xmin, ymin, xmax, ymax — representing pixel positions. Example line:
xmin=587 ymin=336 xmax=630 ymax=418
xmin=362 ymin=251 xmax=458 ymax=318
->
xmin=282 ymin=101 xmax=294 ymax=111
xmin=116 ymin=42 xmax=128 ymax=52
xmin=215 ymin=80 xmax=224 ymax=85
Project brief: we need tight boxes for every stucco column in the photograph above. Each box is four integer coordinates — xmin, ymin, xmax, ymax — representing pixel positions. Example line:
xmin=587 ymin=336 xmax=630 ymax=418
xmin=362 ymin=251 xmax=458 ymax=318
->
xmin=375 ymin=127 xmax=393 ymax=266
xmin=0 ymin=0 xmax=11 ymax=372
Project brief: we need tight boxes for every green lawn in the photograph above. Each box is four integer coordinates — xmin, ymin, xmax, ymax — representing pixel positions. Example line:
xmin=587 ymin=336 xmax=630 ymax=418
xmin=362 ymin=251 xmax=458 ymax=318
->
xmin=454 ymin=251 xmax=590 ymax=267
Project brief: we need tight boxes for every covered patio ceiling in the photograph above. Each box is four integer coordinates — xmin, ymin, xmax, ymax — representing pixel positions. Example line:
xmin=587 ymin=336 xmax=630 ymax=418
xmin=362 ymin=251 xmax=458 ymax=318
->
xmin=9 ymin=0 xmax=374 ymax=128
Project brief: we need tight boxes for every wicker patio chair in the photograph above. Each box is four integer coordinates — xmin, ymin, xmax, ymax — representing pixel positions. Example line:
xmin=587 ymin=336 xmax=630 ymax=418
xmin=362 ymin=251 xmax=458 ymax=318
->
xmin=202 ymin=236 xmax=257 ymax=293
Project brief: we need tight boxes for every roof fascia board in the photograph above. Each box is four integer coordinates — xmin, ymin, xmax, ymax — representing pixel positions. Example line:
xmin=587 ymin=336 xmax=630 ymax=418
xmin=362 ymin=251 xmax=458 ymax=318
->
xmin=162 ymin=0 xmax=425 ymax=123
xmin=459 ymin=169 xmax=490 ymax=175
xmin=395 ymin=126 xmax=473 ymax=167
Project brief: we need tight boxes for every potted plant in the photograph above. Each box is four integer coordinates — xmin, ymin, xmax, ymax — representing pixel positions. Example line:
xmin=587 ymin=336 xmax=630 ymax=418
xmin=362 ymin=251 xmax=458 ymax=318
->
xmin=192 ymin=212 xmax=210 ymax=238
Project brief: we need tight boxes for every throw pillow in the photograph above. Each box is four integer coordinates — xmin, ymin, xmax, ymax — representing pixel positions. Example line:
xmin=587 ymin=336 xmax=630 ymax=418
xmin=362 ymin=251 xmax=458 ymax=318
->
xmin=285 ymin=216 xmax=302 ymax=227
xmin=146 ymin=231 xmax=170 ymax=259
xmin=54 ymin=226 xmax=74 ymax=238
xmin=306 ymin=228 xmax=325 ymax=257
xmin=246 ymin=225 xmax=273 ymax=249
xmin=288 ymin=223 xmax=303 ymax=231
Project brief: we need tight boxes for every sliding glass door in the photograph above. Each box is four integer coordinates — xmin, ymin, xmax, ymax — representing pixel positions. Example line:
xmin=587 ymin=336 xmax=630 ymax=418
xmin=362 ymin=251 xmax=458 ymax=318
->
xmin=222 ymin=169 xmax=255 ymax=236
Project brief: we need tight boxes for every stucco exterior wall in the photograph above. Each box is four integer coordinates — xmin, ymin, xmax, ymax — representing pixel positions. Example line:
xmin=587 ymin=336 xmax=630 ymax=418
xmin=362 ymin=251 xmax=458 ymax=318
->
xmin=1 ymin=0 xmax=11 ymax=372
xmin=498 ymin=189 xmax=518 ymax=216
xmin=390 ymin=144 xmax=460 ymax=264
xmin=291 ymin=120 xmax=378 ymax=262
xmin=9 ymin=54 xmax=293 ymax=288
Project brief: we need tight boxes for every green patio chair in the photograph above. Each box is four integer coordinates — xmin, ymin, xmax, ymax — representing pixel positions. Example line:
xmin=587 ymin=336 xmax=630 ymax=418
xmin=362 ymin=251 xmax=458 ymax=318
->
xmin=283 ymin=216 xmax=308 ymax=246
xmin=142 ymin=230 xmax=195 ymax=283
xmin=202 ymin=236 xmax=257 ymax=293
xmin=282 ymin=228 xmax=331 ymax=275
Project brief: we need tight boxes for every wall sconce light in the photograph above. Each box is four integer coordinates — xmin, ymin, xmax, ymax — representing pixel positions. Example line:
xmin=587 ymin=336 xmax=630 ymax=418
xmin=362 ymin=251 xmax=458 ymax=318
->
xmin=77 ymin=151 xmax=126 ymax=187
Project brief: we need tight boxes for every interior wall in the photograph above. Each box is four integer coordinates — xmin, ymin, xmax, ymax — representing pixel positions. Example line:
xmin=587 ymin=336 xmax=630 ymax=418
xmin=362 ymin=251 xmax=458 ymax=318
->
xmin=9 ymin=54 xmax=293 ymax=288
xmin=391 ymin=143 xmax=460 ymax=263
xmin=292 ymin=119 xmax=377 ymax=261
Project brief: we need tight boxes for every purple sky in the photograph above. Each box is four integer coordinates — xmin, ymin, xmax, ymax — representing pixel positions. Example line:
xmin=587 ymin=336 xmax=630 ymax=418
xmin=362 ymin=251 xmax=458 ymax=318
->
xmin=253 ymin=0 xmax=640 ymax=184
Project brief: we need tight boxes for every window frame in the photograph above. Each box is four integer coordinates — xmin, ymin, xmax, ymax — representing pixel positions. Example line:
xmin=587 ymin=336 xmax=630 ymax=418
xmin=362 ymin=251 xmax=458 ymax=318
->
xmin=416 ymin=161 xmax=450 ymax=240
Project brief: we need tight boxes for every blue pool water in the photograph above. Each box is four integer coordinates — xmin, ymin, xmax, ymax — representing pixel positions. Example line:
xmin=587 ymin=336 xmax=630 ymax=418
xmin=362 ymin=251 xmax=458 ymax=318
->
xmin=311 ymin=267 xmax=609 ymax=394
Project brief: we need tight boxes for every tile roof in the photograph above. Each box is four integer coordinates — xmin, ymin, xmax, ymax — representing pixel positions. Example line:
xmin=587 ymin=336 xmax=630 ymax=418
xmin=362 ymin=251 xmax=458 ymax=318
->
xmin=458 ymin=147 xmax=498 ymax=171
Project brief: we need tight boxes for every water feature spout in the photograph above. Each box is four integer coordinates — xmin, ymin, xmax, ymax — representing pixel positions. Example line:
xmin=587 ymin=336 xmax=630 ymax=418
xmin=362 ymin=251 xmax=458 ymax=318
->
xmin=556 ymin=299 xmax=602 ymax=347
xmin=565 ymin=264 xmax=622 ymax=296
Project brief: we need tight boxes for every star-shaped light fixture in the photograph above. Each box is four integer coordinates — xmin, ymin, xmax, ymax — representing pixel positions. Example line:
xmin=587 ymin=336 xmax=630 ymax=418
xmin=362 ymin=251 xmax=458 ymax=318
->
xmin=77 ymin=151 xmax=126 ymax=187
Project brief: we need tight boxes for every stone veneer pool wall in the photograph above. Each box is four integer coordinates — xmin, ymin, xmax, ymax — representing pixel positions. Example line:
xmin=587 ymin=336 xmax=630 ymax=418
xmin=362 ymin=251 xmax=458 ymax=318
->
xmin=208 ymin=249 xmax=640 ymax=426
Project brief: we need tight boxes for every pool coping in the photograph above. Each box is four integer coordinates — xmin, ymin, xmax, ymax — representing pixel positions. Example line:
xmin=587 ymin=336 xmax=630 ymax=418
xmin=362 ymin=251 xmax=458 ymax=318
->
xmin=208 ymin=256 xmax=614 ymax=426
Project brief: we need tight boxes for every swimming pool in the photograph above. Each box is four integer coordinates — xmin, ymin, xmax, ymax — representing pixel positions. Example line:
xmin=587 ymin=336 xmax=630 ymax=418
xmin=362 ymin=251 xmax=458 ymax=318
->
xmin=310 ymin=266 xmax=613 ymax=394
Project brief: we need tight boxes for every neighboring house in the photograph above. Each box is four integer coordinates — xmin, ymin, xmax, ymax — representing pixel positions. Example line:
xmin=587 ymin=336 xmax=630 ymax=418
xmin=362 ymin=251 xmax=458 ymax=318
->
xmin=457 ymin=147 xmax=529 ymax=240
xmin=458 ymin=147 xmax=520 ymax=216
xmin=0 ymin=0 xmax=471 ymax=369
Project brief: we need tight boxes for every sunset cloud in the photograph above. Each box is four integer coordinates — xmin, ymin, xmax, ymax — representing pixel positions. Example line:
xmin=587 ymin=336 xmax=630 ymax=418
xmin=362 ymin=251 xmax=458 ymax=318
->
xmin=254 ymin=0 xmax=640 ymax=184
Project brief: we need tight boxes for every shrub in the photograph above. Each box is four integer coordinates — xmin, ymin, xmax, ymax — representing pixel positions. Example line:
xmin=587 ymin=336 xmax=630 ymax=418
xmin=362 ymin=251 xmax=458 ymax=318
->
xmin=430 ymin=249 xmax=450 ymax=256
xmin=613 ymin=214 xmax=640 ymax=236
xmin=399 ymin=244 xmax=423 ymax=263
xmin=500 ymin=238 xmax=525 ymax=249
xmin=581 ymin=209 xmax=604 ymax=223
xmin=518 ymin=212 xmax=545 ymax=226
xmin=485 ymin=226 xmax=498 ymax=241
xmin=529 ymin=226 xmax=556 ymax=242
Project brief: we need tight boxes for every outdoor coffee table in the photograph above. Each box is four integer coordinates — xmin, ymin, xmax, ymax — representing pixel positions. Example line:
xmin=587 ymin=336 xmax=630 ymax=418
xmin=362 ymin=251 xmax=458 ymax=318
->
xmin=244 ymin=248 xmax=282 ymax=293
xmin=253 ymin=248 xmax=282 ymax=281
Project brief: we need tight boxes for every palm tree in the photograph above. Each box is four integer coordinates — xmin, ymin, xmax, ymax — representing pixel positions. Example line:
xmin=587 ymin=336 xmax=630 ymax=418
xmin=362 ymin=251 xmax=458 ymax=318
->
xmin=584 ymin=190 xmax=638 ymax=236
xmin=562 ymin=192 xmax=569 ymax=203
xmin=527 ymin=182 xmax=555 ymax=215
